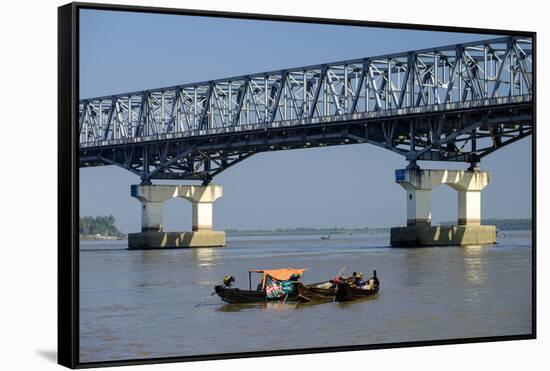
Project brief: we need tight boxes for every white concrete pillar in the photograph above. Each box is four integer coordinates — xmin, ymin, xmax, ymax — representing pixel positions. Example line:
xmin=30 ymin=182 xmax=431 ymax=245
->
xmin=406 ymin=189 xmax=432 ymax=226
xmin=192 ymin=202 xmax=213 ymax=231
xmin=140 ymin=202 xmax=164 ymax=232
xmin=396 ymin=169 xmax=433 ymax=227
xmin=131 ymin=184 xmax=177 ymax=232
xmin=458 ymin=190 xmax=481 ymax=225
xmin=177 ymin=185 xmax=223 ymax=232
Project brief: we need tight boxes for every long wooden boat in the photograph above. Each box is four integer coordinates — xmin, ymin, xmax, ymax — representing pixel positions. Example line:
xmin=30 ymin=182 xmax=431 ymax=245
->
xmin=297 ymin=282 xmax=379 ymax=303
xmin=297 ymin=271 xmax=380 ymax=303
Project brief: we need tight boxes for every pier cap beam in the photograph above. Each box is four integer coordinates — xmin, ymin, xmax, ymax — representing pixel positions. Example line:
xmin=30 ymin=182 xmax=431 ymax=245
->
xmin=130 ymin=184 xmax=223 ymax=203
xmin=395 ymin=168 xmax=491 ymax=192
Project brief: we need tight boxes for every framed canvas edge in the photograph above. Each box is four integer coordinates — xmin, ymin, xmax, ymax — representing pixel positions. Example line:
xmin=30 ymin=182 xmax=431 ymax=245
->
xmin=57 ymin=2 xmax=537 ymax=369
xmin=58 ymin=3 xmax=79 ymax=369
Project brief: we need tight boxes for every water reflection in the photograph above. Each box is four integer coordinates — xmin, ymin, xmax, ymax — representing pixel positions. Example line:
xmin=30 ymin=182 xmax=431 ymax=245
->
xmin=216 ymin=301 xmax=300 ymax=312
xmin=191 ymin=248 xmax=218 ymax=269
xmin=399 ymin=248 xmax=433 ymax=288
xmin=461 ymin=245 xmax=489 ymax=303
xmin=462 ymin=245 xmax=488 ymax=284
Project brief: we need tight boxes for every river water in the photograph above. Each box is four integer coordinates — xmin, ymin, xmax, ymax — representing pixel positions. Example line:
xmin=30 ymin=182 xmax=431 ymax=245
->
xmin=79 ymin=231 xmax=532 ymax=363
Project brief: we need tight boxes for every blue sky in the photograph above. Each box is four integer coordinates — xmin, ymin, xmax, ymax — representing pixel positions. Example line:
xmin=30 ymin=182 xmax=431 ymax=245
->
xmin=79 ymin=9 xmax=532 ymax=232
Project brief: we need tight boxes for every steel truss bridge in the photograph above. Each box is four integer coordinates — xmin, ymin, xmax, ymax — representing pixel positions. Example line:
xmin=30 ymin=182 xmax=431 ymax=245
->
xmin=79 ymin=36 xmax=533 ymax=184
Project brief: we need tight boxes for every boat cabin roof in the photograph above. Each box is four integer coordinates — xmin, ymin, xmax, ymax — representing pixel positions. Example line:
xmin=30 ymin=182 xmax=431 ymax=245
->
xmin=248 ymin=268 xmax=306 ymax=289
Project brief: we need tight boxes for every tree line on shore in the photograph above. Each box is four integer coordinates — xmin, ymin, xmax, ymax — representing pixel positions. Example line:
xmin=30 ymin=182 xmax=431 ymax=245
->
xmin=439 ymin=218 xmax=531 ymax=231
xmin=79 ymin=215 xmax=124 ymax=237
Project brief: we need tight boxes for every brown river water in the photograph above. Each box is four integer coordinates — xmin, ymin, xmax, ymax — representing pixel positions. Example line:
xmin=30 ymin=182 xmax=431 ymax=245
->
xmin=79 ymin=231 xmax=532 ymax=363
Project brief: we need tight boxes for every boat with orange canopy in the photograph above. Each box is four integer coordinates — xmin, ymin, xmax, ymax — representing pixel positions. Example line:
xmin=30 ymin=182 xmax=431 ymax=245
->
xmin=214 ymin=268 xmax=306 ymax=303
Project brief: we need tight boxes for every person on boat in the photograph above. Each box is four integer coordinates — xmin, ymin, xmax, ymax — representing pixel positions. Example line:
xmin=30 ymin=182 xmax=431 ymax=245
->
xmin=365 ymin=270 xmax=380 ymax=290
xmin=288 ymin=273 xmax=301 ymax=288
xmin=330 ymin=275 xmax=343 ymax=288
xmin=281 ymin=273 xmax=302 ymax=295
xmin=290 ymin=273 xmax=301 ymax=281
xmin=351 ymin=272 xmax=367 ymax=288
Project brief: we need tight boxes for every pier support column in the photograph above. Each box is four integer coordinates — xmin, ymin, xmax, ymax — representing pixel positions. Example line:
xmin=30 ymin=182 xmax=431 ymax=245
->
xmin=405 ymin=189 xmax=432 ymax=226
xmin=390 ymin=168 xmax=496 ymax=247
xmin=176 ymin=185 xmax=223 ymax=232
xmin=131 ymin=185 xmax=176 ymax=232
xmin=458 ymin=190 xmax=481 ymax=225
xmin=128 ymin=184 xmax=225 ymax=249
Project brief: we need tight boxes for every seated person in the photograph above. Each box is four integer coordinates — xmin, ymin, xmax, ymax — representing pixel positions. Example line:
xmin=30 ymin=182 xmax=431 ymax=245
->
xmin=364 ymin=271 xmax=379 ymax=290
xmin=289 ymin=273 xmax=301 ymax=281
xmin=352 ymin=272 xmax=366 ymax=288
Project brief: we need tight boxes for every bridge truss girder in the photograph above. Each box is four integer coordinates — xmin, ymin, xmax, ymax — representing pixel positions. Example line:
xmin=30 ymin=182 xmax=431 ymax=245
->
xmin=79 ymin=36 xmax=532 ymax=148
xmin=79 ymin=36 xmax=533 ymax=182
xmin=79 ymin=100 xmax=532 ymax=184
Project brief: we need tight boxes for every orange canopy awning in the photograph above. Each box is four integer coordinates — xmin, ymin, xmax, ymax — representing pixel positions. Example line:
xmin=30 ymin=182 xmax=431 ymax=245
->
xmin=249 ymin=268 xmax=306 ymax=289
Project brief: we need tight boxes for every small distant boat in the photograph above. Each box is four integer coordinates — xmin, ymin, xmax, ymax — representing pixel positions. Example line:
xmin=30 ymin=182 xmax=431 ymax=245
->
xmin=214 ymin=268 xmax=306 ymax=304
xmin=321 ymin=235 xmax=331 ymax=240
xmin=297 ymin=271 xmax=380 ymax=303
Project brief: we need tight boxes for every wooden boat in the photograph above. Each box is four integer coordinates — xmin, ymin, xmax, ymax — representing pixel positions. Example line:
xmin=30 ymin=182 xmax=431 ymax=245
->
xmin=295 ymin=281 xmax=336 ymax=302
xmin=214 ymin=286 xmax=278 ymax=303
xmin=334 ymin=282 xmax=379 ymax=302
xmin=214 ymin=268 xmax=306 ymax=304
xmin=297 ymin=271 xmax=380 ymax=303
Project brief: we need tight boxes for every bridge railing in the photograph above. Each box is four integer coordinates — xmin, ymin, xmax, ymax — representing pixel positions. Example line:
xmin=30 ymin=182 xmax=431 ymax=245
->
xmin=79 ymin=36 xmax=532 ymax=147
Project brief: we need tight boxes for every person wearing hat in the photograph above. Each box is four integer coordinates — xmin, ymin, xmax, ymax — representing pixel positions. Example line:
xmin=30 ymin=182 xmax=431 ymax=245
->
xmin=351 ymin=272 xmax=366 ymax=288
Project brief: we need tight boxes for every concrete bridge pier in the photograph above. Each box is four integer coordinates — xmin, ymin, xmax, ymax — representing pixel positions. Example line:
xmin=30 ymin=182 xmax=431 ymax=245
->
xmin=128 ymin=184 xmax=225 ymax=249
xmin=390 ymin=168 xmax=496 ymax=247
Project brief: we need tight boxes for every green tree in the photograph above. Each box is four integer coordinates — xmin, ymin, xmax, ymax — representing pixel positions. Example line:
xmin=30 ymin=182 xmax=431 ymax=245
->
xmin=79 ymin=215 xmax=123 ymax=236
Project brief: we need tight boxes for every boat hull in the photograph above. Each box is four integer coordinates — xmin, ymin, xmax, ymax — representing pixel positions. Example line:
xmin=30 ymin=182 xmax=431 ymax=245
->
xmin=214 ymin=285 xmax=297 ymax=304
xmin=297 ymin=281 xmax=379 ymax=303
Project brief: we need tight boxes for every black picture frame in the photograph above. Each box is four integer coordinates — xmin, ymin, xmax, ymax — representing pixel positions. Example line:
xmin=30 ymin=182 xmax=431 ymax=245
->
xmin=58 ymin=2 xmax=536 ymax=368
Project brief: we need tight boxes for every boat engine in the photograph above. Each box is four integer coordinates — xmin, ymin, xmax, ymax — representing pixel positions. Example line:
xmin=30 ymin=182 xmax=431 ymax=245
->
xmin=222 ymin=275 xmax=235 ymax=288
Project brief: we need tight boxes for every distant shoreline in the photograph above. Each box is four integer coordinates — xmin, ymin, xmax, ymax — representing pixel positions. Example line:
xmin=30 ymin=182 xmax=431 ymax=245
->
xmin=80 ymin=235 xmax=126 ymax=241
xmin=79 ymin=218 xmax=532 ymax=239
xmin=226 ymin=228 xmax=388 ymax=236
xmin=226 ymin=218 xmax=532 ymax=237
